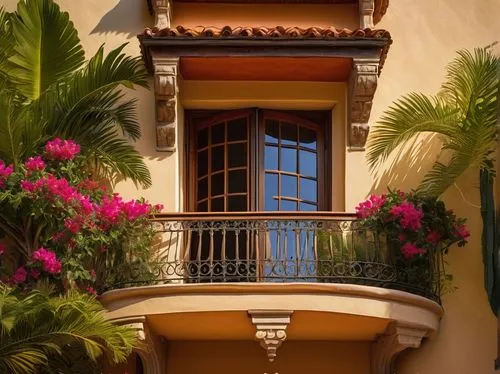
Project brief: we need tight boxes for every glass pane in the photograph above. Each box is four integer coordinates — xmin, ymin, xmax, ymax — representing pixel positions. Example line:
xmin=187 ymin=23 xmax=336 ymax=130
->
xmin=212 ymin=145 xmax=224 ymax=172
xmin=197 ymin=127 xmax=208 ymax=149
xmin=300 ymin=178 xmax=317 ymax=202
xmin=264 ymin=145 xmax=278 ymax=171
xmin=265 ymin=120 xmax=279 ymax=144
xmin=281 ymin=122 xmax=297 ymax=145
xmin=211 ymin=172 xmax=224 ymax=197
xmin=281 ymin=148 xmax=297 ymax=173
xmin=197 ymin=150 xmax=208 ymax=177
xmin=228 ymin=195 xmax=247 ymax=212
xmin=228 ymin=143 xmax=246 ymax=168
xmin=281 ymin=199 xmax=297 ymax=211
xmin=211 ymin=197 xmax=224 ymax=212
xmin=198 ymin=177 xmax=208 ymax=200
xmin=265 ymin=173 xmax=278 ymax=211
xmin=197 ymin=200 xmax=208 ymax=212
xmin=299 ymin=150 xmax=317 ymax=178
xmin=299 ymin=127 xmax=317 ymax=150
xmin=227 ymin=117 xmax=247 ymax=141
xmin=299 ymin=202 xmax=317 ymax=211
xmin=228 ymin=170 xmax=246 ymax=193
xmin=211 ymin=123 xmax=225 ymax=144
xmin=281 ymin=175 xmax=297 ymax=198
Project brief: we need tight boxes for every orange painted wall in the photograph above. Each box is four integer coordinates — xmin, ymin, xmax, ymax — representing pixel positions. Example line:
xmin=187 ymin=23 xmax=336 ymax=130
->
xmin=166 ymin=340 xmax=371 ymax=374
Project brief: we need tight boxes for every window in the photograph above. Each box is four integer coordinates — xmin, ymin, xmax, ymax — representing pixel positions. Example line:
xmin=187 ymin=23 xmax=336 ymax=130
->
xmin=187 ymin=109 xmax=330 ymax=212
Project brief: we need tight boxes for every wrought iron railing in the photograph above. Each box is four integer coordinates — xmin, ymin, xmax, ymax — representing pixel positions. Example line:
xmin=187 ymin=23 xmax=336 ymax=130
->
xmin=111 ymin=212 xmax=443 ymax=302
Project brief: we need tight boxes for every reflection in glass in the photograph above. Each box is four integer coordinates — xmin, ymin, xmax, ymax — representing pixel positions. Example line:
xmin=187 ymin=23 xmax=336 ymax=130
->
xmin=228 ymin=143 xmax=246 ymax=168
xmin=299 ymin=150 xmax=316 ymax=178
xmin=228 ymin=195 xmax=247 ymax=211
xmin=300 ymin=178 xmax=317 ymax=202
xmin=281 ymin=148 xmax=297 ymax=173
xmin=264 ymin=145 xmax=278 ymax=171
xmin=211 ymin=145 xmax=224 ymax=172
xmin=211 ymin=172 xmax=224 ymax=196
xmin=197 ymin=150 xmax=208 ymax=177
xmin=265 ymin=173 xmax=278 ymax=211
xmin=299 ymin=127 xmax=317 ymax=149
xmin=281 ymin=122 xmax=297 ymax=145
xmin=265 ymin=120 xmax=279 ymax=144
xmin=299 ymin=202 xmax=317 ymax=211
xmin=228 ymin=170 xmax=246 ymax=193
xmin=211 ymin=123 xmax=225 ymax=144
xmin=281 ymin=175 xmax=297 ymax=198
xmin=227 ymin=118 xmax=247 ymax=141
xmin=281 ymin=199 xmax=297 ymax=211
xmin=198 ymin=177 xmax=208 ymax=200
xmin=197 ymin=127 xmax=208 ymax=149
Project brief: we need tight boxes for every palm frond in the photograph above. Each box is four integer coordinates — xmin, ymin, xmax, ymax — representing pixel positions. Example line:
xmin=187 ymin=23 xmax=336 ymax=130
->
xmin=366 ymin=92 xmax=459 ymax=171
xmin=8 ymin=0 xmax=85 ymax=100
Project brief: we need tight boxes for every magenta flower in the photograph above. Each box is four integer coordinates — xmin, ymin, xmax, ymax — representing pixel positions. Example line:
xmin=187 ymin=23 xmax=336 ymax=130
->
xmin=32 ymin=247 xmax=62 ymax=275
xmin=389 ymin=201 xmax=424 ymax=230
xmin=455 ymin=224 xmax=470 ymax=240
xmin=0 ymin=160 xmax=13 ymax=179
xmin=401 ymin=242 xmax=426 ymax=259
xmin=30 ymin=268 xmax=41 ymax=280
xmin=154 ymin=204 xmax=164 ymax=212
xmin=12 ymin=266 xmax=27 ymax=284
xmin=0 ymin=243 xmax=5 ymax=255
xmin=122 ymin=200 xmax=151 ymax=221
xmin=44 ymin=138 xmax=80 ymax=161
xmin=20 ymin=180 xmax=35 ymax=192
xmin=86 ymin=286 xmax=97 ymax=295
xmin=25 ymin=156 xmax=46 ymax=171
xmin=426 ymin=231 xmax=442 ymax=245
xmin=64 ymin=218 xmax=81 ymax=234
xmin=90 ymin=269 xmax=97 ymax=279
xmin=355 ymin=194 xmax=387 ymax=219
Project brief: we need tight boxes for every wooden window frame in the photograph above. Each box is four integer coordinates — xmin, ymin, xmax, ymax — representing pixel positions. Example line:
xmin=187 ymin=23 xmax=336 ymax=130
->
xmin=185 ymin=108 xmax=331 ymax=212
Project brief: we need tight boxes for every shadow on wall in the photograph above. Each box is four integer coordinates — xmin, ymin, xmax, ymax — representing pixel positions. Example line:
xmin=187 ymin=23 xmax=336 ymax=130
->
xmin=368 ymin=134 xmax=443 ymax=195
xmin=91 ymin=0 xmax=152 ymax=38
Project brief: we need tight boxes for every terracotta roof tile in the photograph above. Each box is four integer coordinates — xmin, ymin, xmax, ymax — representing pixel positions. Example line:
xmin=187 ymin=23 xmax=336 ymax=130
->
xmin=142 ymin=25 xmax=391 ymax=39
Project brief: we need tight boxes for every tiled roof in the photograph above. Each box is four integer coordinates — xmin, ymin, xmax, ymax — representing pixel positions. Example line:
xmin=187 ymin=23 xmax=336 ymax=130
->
xmin=142 ymin=25 xmax=391 ymax=39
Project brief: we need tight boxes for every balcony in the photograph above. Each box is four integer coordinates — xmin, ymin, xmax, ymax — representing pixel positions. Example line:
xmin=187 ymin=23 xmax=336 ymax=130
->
xmin=107 ymin=212 xmax=442 ymax=301
xmin=101 ymin=212 xmax=443 ymax=372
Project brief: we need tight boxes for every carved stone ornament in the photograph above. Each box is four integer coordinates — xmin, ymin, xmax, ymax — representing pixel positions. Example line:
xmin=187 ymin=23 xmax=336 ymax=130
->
xmin=371 ymin=323 xmax=428 ymax=374
xmin=248 ymin=310 xmax=293 ymax=362
xmin=153 ymin=0 xmax=172 ymax=29
xmin=110 ymin=316 xmax=165 ymax=374
xmin=348 ymin=59 xmax=379 ymax=151
xmin=359 ymin=0 xmax=375 ymax=28
xmin=153 ymin=58 xmax=179 ymax=152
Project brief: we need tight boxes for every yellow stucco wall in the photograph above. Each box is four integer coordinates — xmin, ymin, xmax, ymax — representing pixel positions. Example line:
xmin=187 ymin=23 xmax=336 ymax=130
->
xmin=1 ymin=0 xmax=499 ymax=372
xmin=166 ymin=340 xmax=371 ymax=374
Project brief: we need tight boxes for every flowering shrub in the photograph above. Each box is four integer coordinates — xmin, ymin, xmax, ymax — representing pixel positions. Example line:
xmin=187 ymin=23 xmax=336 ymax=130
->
xmin=356 ymin=189 xmax=469 ymax=260
xmin=0 ymin=139 xmax=163 ymax=293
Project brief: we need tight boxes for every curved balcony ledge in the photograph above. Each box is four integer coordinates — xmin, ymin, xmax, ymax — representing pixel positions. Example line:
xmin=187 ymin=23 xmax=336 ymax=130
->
xmin=101 ymin=282 xmax=442 ymax=336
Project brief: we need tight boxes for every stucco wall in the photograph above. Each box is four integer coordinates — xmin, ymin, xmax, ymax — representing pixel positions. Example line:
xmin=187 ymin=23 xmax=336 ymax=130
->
xmin=166 ymin=340 xmax=371 ymax=374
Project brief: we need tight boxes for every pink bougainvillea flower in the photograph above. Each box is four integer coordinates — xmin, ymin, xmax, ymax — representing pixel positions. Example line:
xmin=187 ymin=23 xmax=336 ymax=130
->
xmin=426 ymin=230 xmax=442 ymax=245
xmin=44 ymin=138 xmax=80 ymax=161
xmin=154 ymin=204 xmax=164 ymax=212
xmin=0 ymin=160 xmax=13 ymax=179
xmin=12 ymin=266 xmax=27 ymax=284
xmin=455 ymin=224 xmax=470 ymax=240
xmin=32 ymin=247 xmax=62 ymax=275
xmin=20 ymin=180 xmax=35 ymax=192
xmin=355 ymin=194 xmax=386 ymax=219
xmin=122 ymin=200 xmax=151 ymax=221
xmin=30 ymin=268 xmax=41 ymax=280
xmin=401 ymin=242 xmax=426 ymax=259
xmin=389 ymin=201 xmax=424 ymax=230
xmin=25 ymin=155 xmax=46 ymax=171
xmin=90 ymin=269 xmax=97 ymax=279
xmin=86 ymin=286 xmax=97 ymax=295
xmin=0 ymin=243 xmax=5 ymax=255
xmin=64 ymin=218 xmax=82 ymax=234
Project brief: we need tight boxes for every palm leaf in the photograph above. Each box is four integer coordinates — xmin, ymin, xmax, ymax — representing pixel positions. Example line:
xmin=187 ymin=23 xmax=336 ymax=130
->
xmin=8 ymin=0 xmax=85 ymax=100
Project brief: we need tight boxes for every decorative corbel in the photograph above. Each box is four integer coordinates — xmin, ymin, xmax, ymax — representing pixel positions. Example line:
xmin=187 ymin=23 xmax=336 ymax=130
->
xmin=248 ymin=310 xmax=293 ymax=362
xmin=152 ymin=0 xmax=172 ymax=29
xmin=111 ymin=316 xmax=165 ymax=374
xmin=359 ymin=0 xmax=375 ymax=29
xmin=371 ymin=323 xmax=428 ymax=374
xmin=153 ymin=57 xmax=179 ymax=152
xmin=348 ymin=59 xmax=379 ymax=151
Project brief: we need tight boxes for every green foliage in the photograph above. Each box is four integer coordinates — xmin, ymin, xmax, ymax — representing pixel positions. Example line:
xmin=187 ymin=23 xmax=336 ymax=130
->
xmin=0 ymin=285 xmax=136 ymax=374
xmin=0 ymin=0 xmax=151 ymax=187
xmin=367 ymin=47 xmax=499 ymax=197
